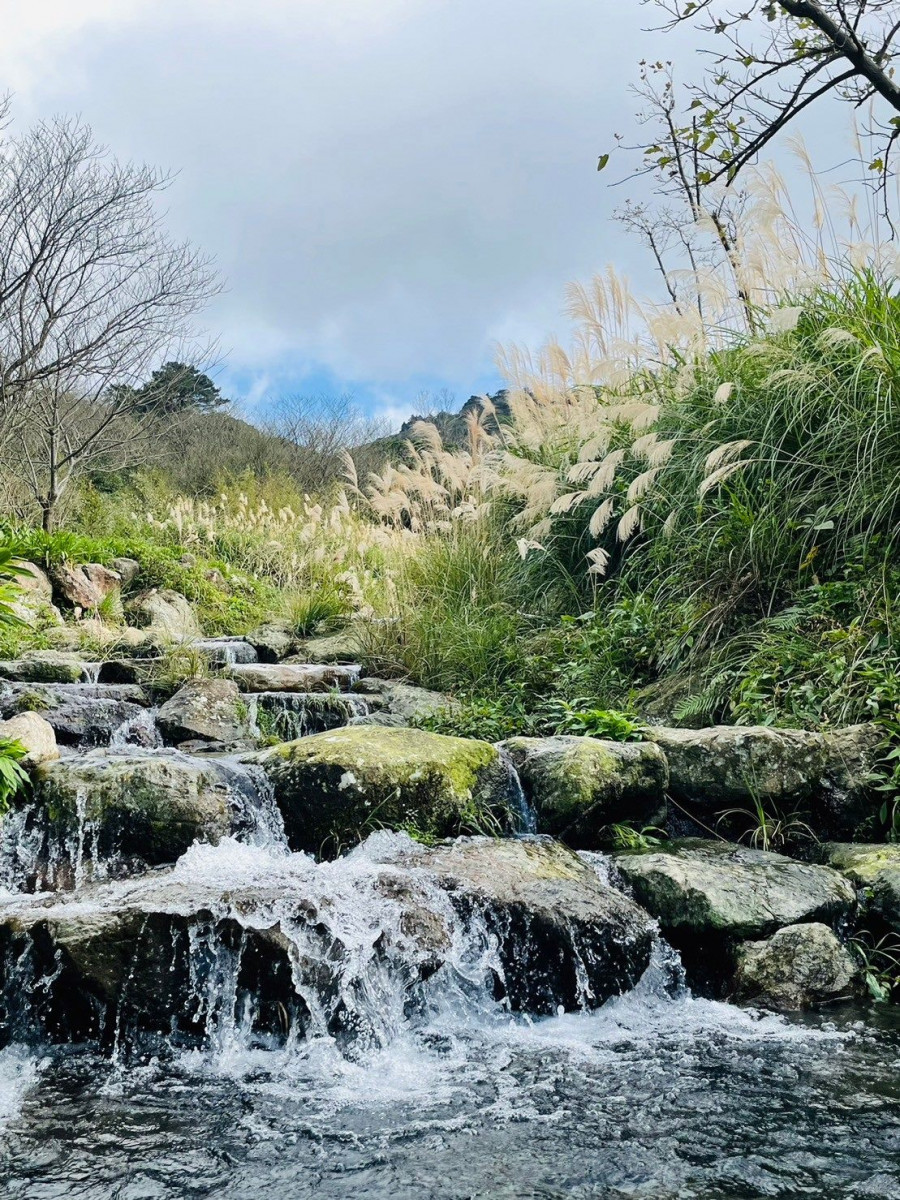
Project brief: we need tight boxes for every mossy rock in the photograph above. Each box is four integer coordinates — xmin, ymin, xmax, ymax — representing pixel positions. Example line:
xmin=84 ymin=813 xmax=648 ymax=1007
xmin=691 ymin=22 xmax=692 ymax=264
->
xmin=821 ymin=842 xmax=900 ymax=933
xmin=615 ymin=838 xmax=855 ymax=941
xmin=733 ymin=922 xmax=858 ymax=1011
xmin=0 ymin=651 xmax=85 ymax=684
xmin=31 ymin=749 xmax=247 ymax=876
xmin=249 ymin=725 xmax=518 ymax=856
xmin=500 ymin=735 xmax=667 ymax=847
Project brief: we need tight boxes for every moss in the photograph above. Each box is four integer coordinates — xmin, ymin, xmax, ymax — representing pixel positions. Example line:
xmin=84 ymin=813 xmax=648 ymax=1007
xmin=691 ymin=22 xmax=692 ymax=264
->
xmin=824 ymin=843 xmax=900 ymax=886
xmin=255 ymin=725 xmax=509 ymax=856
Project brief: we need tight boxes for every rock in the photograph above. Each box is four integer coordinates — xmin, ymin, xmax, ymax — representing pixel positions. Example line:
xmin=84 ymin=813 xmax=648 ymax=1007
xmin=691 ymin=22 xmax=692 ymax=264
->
xmin=17 ymin=561 xmax=53 ymax=604
xmin=615 ymin=839 xmax=855 ymax=940
xmin=375 ymin=834 xmax=654 ymax=1013
xmin=249 ymin=725 xmax=523 ymax=856
xmin=0 ymin=832 xmax=653 ymax=1043
xmin=0 ymin=651 xmax=85 ymax=684
xmin=245 ymin=623 xmax=295 ymax=663
xmin=157 ymin=678 xmax=252 ymax=746
xmin=290 ymin=629 xmax=362 ymax=664
xmin=229 ymin=662 xmax=360 ymax=693
xmin=734 ymin=923 xmax=858 ymax=1011
xmin=9 ymin=562 xmax=64 ymax=629
xmin=126 ymin=589 xmax=201 ymax=641
xmin=29 ymin=749 xmax=269 ymax=879
xmin=646 ymin=723 xmax=880 ymax=836
xmin=821 ymin=843 xmax=900 ymax=933
xmin=249 ymin=691 xmax=370 ymax=740
xmin=192 ymin=637 xmax=258 ymax=666
xmin=50 ymin=562 xmax=121 ymax=610
xmin=352 ymin=678 xmax=451 ymax=724
xmin=500 ymin=735 xmax=667 ymax=847
xmin=0 ymin=711 xmax=58 ymax=768
xmin=0 ymin=681 xmax=153 ymax=748
xmin=110 ymin=557 xmax=140 ymax=586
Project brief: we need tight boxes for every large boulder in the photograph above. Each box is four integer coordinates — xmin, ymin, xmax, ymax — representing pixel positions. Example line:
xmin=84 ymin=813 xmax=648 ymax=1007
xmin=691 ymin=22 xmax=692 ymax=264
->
xmin=0 ymin=651 xmax=86 ymax=684
xmin=50 ymin=562 xmax=121 ymax=610
xmin=0 ymin=711 xmax=58 ymax=768
xmin=249 ymin=725 xmax=523 ymax=855
xmin=157 ymin=678 xmax=253 ymax=747
xmin=500 ymin=735 xmax=667 ymax=847
xmin=351 ymin=678 xmax=452 ymax=725
xmin=0 ymin=833 xmax=653 ymax=1044
xmin=27 ymin=749 xmax=269 ymax=882
xmin=376 ymin=834 xmax=654 ymax=1012
xmin=230 ymin=662 xmax=360 ymax=693
xmin=733 ymin=923 xmax=858 ymax=1011
xmin=646 ymin=723 xmax=880 ymax=836
xmin=126 ymin=589 xmax=201 ymax=641
xmin=615 ymin=839 xmax=855 ymax=941
xmin=821 ymin=842 xmax=900 ymax=933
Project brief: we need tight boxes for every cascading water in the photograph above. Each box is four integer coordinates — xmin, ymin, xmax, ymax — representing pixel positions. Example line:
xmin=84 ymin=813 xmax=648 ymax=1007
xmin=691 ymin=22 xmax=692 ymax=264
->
xmin=1 ymin=725 xmax=900 ymax=1195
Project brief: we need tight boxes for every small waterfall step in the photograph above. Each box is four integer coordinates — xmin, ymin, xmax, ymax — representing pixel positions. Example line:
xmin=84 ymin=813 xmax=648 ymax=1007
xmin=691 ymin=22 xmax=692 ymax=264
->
xmin=248 ymin=691 xmax=370 ymax=740
xmin=0 ymin=681 xmax=156 ymax=748
xmin=0 ymin=833 xmax=653 ymax=1052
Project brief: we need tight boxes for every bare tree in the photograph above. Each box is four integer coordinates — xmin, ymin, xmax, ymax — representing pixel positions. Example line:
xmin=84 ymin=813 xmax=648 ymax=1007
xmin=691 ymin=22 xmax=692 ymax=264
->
xmin=615 ymin=66 xmax=755 ymax=329
xmin=0 ymin=111 xmax=219 ymax=527
xmin=615 ymin=3 xmax=900 ymax=210
xmin=266 ymin=393 xmax=391 ymax=493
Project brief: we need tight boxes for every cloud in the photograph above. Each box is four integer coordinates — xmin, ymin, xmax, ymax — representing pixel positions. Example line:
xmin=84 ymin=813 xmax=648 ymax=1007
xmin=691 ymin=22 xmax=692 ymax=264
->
xmin=0 ymin=0 xmax=830 ymax=414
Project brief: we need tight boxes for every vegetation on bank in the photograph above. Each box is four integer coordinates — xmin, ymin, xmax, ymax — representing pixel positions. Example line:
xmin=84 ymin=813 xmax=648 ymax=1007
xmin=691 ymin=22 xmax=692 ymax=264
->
xmin=4 ymin=265 xmax=900 ymax=754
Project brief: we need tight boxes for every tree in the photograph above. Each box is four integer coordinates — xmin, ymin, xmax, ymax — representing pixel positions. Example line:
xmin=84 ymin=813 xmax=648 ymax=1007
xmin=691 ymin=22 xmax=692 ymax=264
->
xmin=622 ymin=2 xmax=900 ymax=207
xmin=266 ymin=393 xmax=391 ymax=493
xmin=0 ymin=110 xmax=219 ymax=528
xmin=111 ymin=361 xmax=227 ymax=417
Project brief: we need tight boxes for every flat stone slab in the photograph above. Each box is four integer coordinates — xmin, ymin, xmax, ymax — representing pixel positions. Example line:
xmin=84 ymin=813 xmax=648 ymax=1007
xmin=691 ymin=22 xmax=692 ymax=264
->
xmin=615 ymin=838 xmax=855 ymax=940
xmin=229 ymin=663 xmax=361 ymax=693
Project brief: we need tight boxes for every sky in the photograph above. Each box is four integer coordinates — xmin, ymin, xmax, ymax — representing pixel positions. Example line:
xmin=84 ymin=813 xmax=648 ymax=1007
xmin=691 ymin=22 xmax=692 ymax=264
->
xmin=0 ymin=0 xmax=840 ymax=427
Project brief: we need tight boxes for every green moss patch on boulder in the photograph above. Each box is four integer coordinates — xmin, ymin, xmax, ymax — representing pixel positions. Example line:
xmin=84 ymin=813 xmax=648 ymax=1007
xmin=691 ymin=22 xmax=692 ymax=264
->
xmin=821 ymin=842 xmax=900 ymax=933
xmin=500 ymin=735 xmax=667 ymax=847
xmin=249 ymin=725 xmax=518 ymax=855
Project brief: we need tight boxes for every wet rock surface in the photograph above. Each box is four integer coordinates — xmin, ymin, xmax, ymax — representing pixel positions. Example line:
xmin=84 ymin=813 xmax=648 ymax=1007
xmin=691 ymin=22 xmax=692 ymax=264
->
xmin=0 ymin=651 xmax=87 ymax=684
xmin=500 ymin=735 xmax=667 ymax=847
xmin=733 ymin=922 xmax=858 ymax=1011
xmin=23 ymin=749 xmax=269 ymax=880
xmin=0 ymin=682 xmax=153 ymax=748
xmin=0 ymin=833 xmax=653 ymax=1044
xmin=614 ymin=839 xmax=855 ymax=940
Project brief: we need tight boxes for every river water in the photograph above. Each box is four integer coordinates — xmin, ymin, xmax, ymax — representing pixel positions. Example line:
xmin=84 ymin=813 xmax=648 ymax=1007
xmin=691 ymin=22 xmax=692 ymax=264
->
xmin=2 ymin=963 xmax=899 ymax=1198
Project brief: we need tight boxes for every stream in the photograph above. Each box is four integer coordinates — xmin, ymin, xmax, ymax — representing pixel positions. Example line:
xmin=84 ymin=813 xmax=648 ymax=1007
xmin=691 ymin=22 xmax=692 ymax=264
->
xmin=0 ymin=655 xmax=899 ymax=1197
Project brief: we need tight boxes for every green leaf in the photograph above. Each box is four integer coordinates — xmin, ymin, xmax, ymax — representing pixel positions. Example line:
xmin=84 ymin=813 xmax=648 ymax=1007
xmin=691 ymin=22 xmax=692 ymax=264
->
xmin=597 ymin=153 xmax=610 ymax=172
